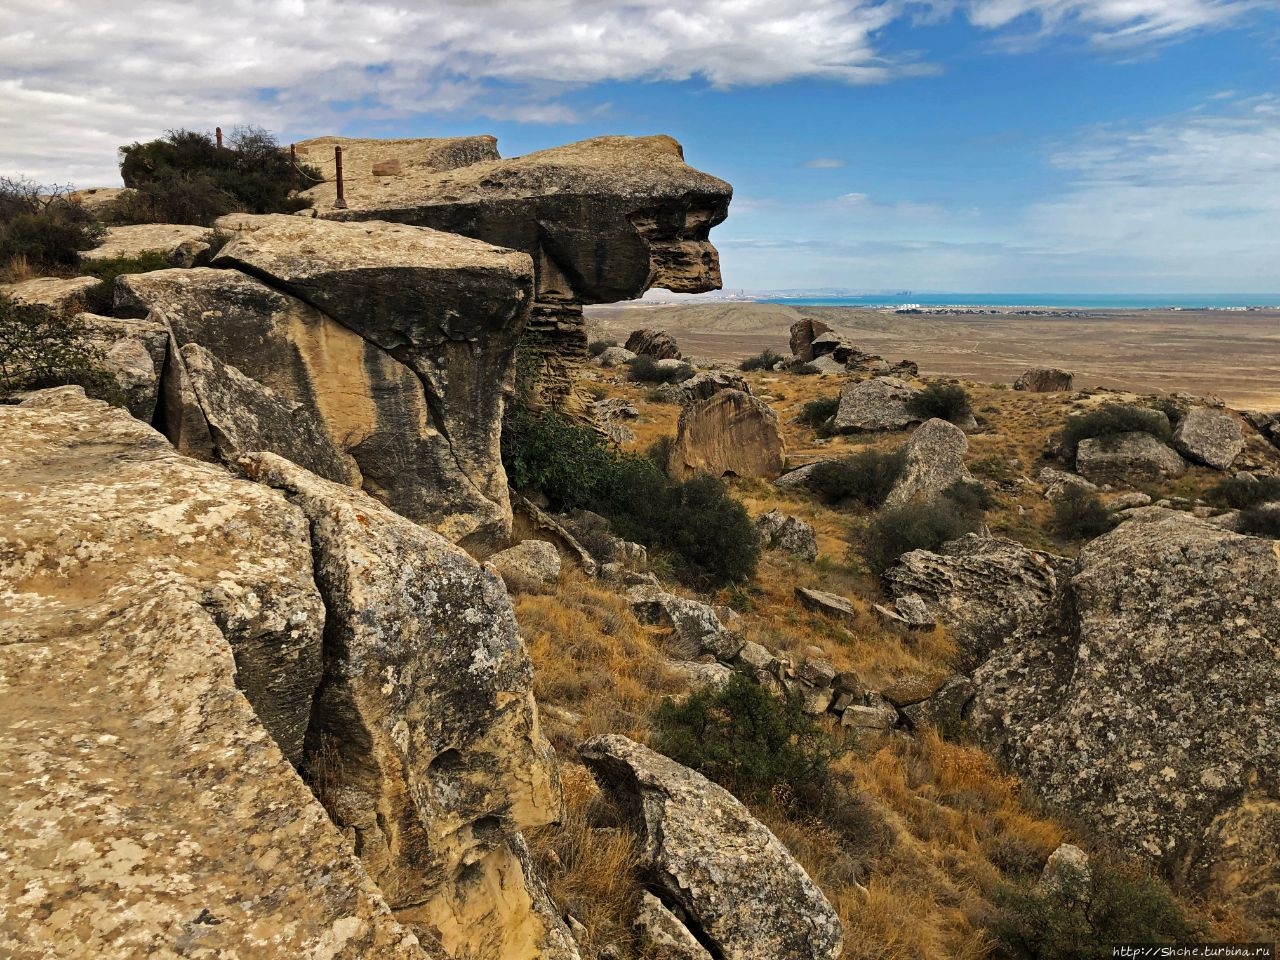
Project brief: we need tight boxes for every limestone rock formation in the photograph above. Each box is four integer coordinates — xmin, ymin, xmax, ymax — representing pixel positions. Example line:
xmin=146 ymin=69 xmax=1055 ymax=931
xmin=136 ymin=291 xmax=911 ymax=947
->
xmin=755 ymin=509 xmax=819 ymax=561
xmin=0 ymin=389 xmax=429 ymax=959
xmin=633 ymin=892 xmax=714 ymax=960
xmin=884 ymin=418 xmax=974 ymax=508
xmin=789 ymin=317 xmax=834 ymax=362
xmin=1076 ymin=432 xmax=1187 ymax=486
xmin=1 ymin=275 xmax=98 ymax=312
xmin=833 ymin=376 xmax=921 ymax=433
xmin=487 ymin=539 xmax=563 ymax=594
xmin=773 ymin=459 xmax=834 ymax=491
xmin=82 ymin=223 xmax=212 ymax=268
xmin=628 ymin=587 xmax=744 ymax=662
xmin=579 ymin=735 xmax=843 ymax=960
xmin=1039 ymin=466 xmax=1098 ymax=502
xmin=78 ymin=311 xmax=169 ymax=421
xmin=626 ymin=328 xmax=684 ymax=360
xmin=969 ymin=511 xmax=1280 ymax=929
xmin=1014 ymin=368 xmax=1074 ymax=392
xmin=668 ymin=389 xmax=785 ymax=480
xmin=795 ymin=586 xmax=858 ymax=622
xmin=242 ymin=454 xmax=573 ymax=958
xmin=675 ymin=369 xmax=751 ymax=404
xmin=1172 ymin=407 xmax=1244 ymax=470
xmin=884 ymin=535 xmax=1069 ymax=664
xmin=592 ymin=345 xmax=636 ymax=367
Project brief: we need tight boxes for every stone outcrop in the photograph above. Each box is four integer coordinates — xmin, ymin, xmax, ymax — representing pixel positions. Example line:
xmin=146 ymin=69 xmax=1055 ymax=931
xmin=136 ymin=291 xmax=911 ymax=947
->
xmin=82 ymin=223 xmax=212 ymax=268
xmin=119 ymin=217 xmax=532 ymax=543
xmin=833 ymin=376 xmax=921 ymax=432
xmin=1014 ymin=368 xmax=1074 ymax=392
xmin=1243 ymin=410 xmax=1280 ymax=452
xmin=674 ymin=370 xmax=751 ymax=403
xmin=1039 ymin=466 xmax=1098 ymax=502
xmin=487 ymin=539 xmax=563 ymax=594
xmin=884 ymin=418 xmax=974 ymax=508
xmin=1 ymin=275 xmax=98 ymax=312
xmin=78 ymin=311 xmax=169 ymax=421
xmin=773 ymin=459 xmax=834 ymax=491
xmin=294 ymin=135 xmax=502 ymax=207
xmin=633 ymin=892 xmax=714 ymax=960
xmin=626 ymin=328 xmax=683 ymax=361
xmin=579 ymin=735 xmax=843 ymax=960
xmin=1076 ymin=432 xmax=1187 ymax=486
xmin=755 ymin=510 xmax=819 ymax=561
xmin=668 ymin=389 xmax=786 ymax=480
xmin=789 ymin=317 xmax=833 ymax=362
xmin=795 ymin=586 xmax=858 ymax=622
xmin=592 ymin=345 xmax=636 ymax=367
xmin=305 ymin=135 xmax=730 ymax=408
xmin=884 ymin=535 xmax=1070 ymax=664
xmin=1172 ymin=407 xmax=1244 ymax=470
xmin=969 ymin=510 xmax=1280 ymax=929
xmin=242 ymin=454 xmax=573 ymax=959
xmin=629 ymin=587 xmax=744 ymax=662
xmin=0 ymin=389 xmax=429 ymax=959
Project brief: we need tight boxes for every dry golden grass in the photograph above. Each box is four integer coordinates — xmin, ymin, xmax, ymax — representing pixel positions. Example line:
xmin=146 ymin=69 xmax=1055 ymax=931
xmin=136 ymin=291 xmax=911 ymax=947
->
xmin=0 ymin=254 xmax=39 ymax=283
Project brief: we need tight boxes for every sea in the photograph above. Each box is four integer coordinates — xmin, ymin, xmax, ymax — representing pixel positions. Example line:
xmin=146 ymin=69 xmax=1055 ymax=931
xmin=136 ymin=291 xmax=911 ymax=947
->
xmin=755 ymin=293 xmax=1280 ymax=310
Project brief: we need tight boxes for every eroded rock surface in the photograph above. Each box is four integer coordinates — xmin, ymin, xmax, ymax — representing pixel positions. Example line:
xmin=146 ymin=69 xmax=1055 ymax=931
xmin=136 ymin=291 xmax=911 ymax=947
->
xmin=884 ymin=418 xmax=974 ymax=508
xmin=1173 ymin=407 xmax=1244 ymax=470
xmin=668 ymin=389 xmax=785 ymax=480
xmin=1076 ymin=431 xmax=1186 ymax=486
xmin=82 ymin=223 xmax=212 ymax=267
xmin=756 ymin=510 xmax=819 ymax=561
xmin=1014 ymin=368 xmax=1074 ymax=392
xmin=834 ymin=376 xmax=921 ymax=433
xmin=580 ymin=735 xmax=843 ymax=960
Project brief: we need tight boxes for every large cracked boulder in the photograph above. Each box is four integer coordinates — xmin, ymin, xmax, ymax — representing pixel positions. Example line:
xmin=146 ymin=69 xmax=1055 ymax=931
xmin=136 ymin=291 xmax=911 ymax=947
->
xmin=1014 ymin=368 xmax=1073 ymax=392
xmin=884 ymin=535 xmax=1070 ymax=664
xmin=789 ymin=317 xmax=834 ymax=362
xmin=833 ymin=376 xmax=921 ymax=432
xmin=0 ymin=388 xmax=429 ymax=959
xmin=579 ymin=735 xmax=843 ymax=960
xmin=82 ymin=223 xmax=212 ymax=268
xmin=626 ymin=328 xmax=683 ymax=360
xmin=969 ymin=511 xmax=1280 ymax=931
xmin=668 ymin=389 xmax=785 ymax=480
xmin=1172 ymin=407 xmax=1244 ymax=471
xmin=77 ymin=311 xmax=169 ymax=421
xmin=1075 ymin=431 xmax=1186 ymax=487
xmin=884 ymin=418 xmax=974 ymax=507
xmin=242 ymin=454 xmax=575 ymax=959
xmin=756 ymin=510 xmax=819 ymax=561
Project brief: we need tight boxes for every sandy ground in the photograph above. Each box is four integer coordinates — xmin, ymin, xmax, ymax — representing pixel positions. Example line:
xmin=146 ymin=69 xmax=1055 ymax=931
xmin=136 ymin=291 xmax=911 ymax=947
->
xmin=588 ymin=301 xmax=1280 ymax=409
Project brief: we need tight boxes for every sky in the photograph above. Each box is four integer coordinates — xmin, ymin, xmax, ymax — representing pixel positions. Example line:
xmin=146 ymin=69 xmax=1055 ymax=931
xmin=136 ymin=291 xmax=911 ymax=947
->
xmin=2 ymin=1 xmax=1278 ymax=293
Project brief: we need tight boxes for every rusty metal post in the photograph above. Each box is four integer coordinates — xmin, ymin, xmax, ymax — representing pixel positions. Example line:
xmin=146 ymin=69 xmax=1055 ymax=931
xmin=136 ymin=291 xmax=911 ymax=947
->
xmin=334 ymin=145 xmax=347 ymax=209
xmin=290 ymin=143 xmax=297 ymax=192
xmin=216 ymin=126 xmax=223 ymax=149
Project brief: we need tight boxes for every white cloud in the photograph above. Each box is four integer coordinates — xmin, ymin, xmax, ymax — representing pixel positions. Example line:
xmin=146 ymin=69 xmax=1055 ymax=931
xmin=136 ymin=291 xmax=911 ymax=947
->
xmin=962 ymin=0 xmax=1262 ymax=45
xmin=805 ymin=157 xmax=849 ymax=168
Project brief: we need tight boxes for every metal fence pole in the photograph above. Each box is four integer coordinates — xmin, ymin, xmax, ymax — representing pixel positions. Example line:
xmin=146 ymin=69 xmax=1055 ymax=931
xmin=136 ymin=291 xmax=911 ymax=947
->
xmin=334 ymin=146 xmax=347 ymax=209
xmin=290 ymin=143 xmax=297 ymax=192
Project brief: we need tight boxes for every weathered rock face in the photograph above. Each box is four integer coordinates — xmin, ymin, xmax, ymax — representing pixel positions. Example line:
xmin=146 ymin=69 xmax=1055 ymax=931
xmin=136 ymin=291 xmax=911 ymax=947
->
xmin=626 ymin=328 xmax=684 ymax=360
xmin=487 ymin=539 xmax=563 ymax=595
xmin=242 ymin=454 xmax=573 ymax=959
xmin=1014 ymin=368 xmax=1074 ymax=392
xmin=756 ymin=510 xmax=819 ymax=561
xmin=969 ymin=511 xmax=1280 ymax=929
xmin=592 ymin=345 xmax=636 ymax=367
xmin=675 ymin=369 xmax=751 ymax=403
xmin=833 ymin=376 xmax=921 ymax=433
xmin=1039 ymin=466 xmax=1098 ymax=502
xmin=1076 ymin=431 xmax=1187 ymax=486
xmin=629 ymin=587 xmax=744 ymax=662
xmin=789 ymin=317 xmax=833 ymax=362
xmin=795 ymin=586 xmax=858 ymax=622
xmin=1 ymin=275 xmax=99 ymax=312
xmin=0 ymin=390 xmax=429 ymax=959
xmin=668 ymin=389 xmax=785 ymax=480
xmin=633 ymin=892 xmax=714 ymax=960
xmin=82 ymin=223 xmax=212 ymax=268
xmin=1172 ymin=407 xmax=1244 ymax=470
xmin=884 ymin=418 xmax=974 ymax=508
xmin=883 ymin=535 xmax=1070 ymax=665
xmin=579 ymin=735 xmax=843 ymax=960
xmin=78 ymin=311 xmax=169 ymax=421
xmin=117 ymin=257 xmax=522 ymax=544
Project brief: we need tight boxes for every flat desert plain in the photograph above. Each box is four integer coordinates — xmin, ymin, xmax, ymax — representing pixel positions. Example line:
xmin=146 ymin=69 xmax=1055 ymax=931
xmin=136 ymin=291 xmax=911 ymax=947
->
xmin=588 ymin=301 xmax=1280 ymax=409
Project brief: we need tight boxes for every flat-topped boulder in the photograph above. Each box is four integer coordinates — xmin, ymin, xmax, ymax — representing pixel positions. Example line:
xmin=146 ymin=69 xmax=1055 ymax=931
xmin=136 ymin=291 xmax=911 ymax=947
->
xmin=626 ymin=328 xmax=683 ymax=360
xmin=833 ymin=376 xmax=921 ymax=432
xmin=1014 ymin=368 xmax=1074 ymax=392
xmin=668 ymin=389 xmax=785 ymax=480
xmin=1 ymin=275 xmax=98 ymax=312
xmin=82 ymin=223 xmax=212 ymax=267
xmin=1172 ymin=407 xmax=1244 ymax=470
xmin=1076 ymin=431 xmax=1187 ymax=486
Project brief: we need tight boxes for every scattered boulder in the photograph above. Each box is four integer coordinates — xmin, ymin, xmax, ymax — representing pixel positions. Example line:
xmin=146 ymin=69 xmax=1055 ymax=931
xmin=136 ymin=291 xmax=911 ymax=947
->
xmin=633 ymin=892 xmax=714 ymax=960
xmin=1040 ymin=845 xmax=1091 ymax=893
xmin=807 ymin=354 xmax=847 ymax=375
xmin=82 ymin=223 xmax=212 ymax=268
xmin=773 ymin=459 xmax=834 ymax=491
xmin=880 ymin=670 xmax=952 ymax=708
xmin=795 ymin=586 xmax=858 ymax=622
xmin=628 ymin=588 xmax=743 ymax=662
xmin=756 ymin=510 xmax=819 ymax=561
xmin=840 ymin=695 xmax=899 ymax=730
xmin=1039 ymin=466 xmax=1098 ymax=502
xmin=833 ymin=377 xmax=921 ymax=433
xmin=789 ymin=317 xmax=834 ymax=362
xmin=1076 ymin=432 xmax=1187 ymax=486
xmin=676 ymin=370 xmax=751 ymax=403
xmin=894 ymin=594 xmax=935 ymax=629
xmin=901 ymin=676 xmax=975 ymax=731
xmin=969 ymin=511 xmax=1280 ymax=928
xmin=579 ymin=735 xmax=843 ymax=960
xmin=1172 ymin=407 xmax=1244 ymax=470
xmin=1014 ymin=368 xmax=1074 ymax=392
xmin=626 ymin=328 xmax=683 ymax=361
xmin=486 ymin=539 xmax=562 ymax=594
xmin=883 ymin=418 xmax=974 ymax=508
xmin=889 ymin=359 xmax=919 ymax=378
xmin=883 ymin=535 xmax=1070 ymax=664
xmin=668 ymin=390 xmax=786 ymax=480
xmin=1 ymin=275 xmax=99 ymax=312
xmin=595 ymin=397 xmax=639 ymax=443
xmin=1243 ymin=410 xmax=1280 ymax=452
xmin=593 ymin=345 xmax=636 ymax=367
xmin=77 ymin=312 xmax=169 ymax=421
xmin=668 ymin=660 xmax=736 ymax=693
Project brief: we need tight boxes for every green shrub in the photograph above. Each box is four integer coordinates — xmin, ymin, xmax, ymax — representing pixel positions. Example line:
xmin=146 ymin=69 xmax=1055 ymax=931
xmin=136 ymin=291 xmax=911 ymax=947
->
xmin=108 ymin=126 xmax=321 ymax=227
xmin=862 ymin=483 xmax=990 ymax=573
xmin=791 ymin=361 xmax=821 ymax=376
xmin=0 ymin=178 xmax=104 ymax=274
xmin=907 ymin=382 xmax=972 ymax=425
xmin=993 ymin=858 xmax=1196 ymax=959
xmin=1238 ymin=505 xmax=1280 ymax=539
xmin=79 ymin=251 xmax=174 ymax=313
xmin=587 ymin=338 xmax=616 ymax=357
xmin=1051 ymin=486 xmax=1113 ymax=540
xmin=501 ymin=404 xmax=621 ymax=507
xmin=0 ymin=295 xmax=120 ymax=403
xmin=1059 ymin=405 xmax=1172 ymax=463
xmin=1208 ymin=474 xmax=1280 ymax=509
xmin=656 ymin=672 xmax=840 ymax=802
xmin=809 ymin=449 xmax=907 ymax=508
xmin=739 ymin=348 xmax=784 ymax=372
xmin=798 ymin=395 xmax=840 ymax=436
xmin=627 ymin=354 xmax=694 ymax=384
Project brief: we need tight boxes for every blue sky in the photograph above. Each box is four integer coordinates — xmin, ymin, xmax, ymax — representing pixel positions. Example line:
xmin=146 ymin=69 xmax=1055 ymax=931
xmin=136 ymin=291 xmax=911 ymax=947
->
xmin=2 ymin=1 xmax=1277 ymax=292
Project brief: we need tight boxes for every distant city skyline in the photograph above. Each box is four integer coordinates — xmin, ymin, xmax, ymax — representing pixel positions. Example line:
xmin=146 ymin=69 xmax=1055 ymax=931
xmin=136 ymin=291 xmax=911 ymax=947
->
xmin=2 ymin=1 xmax=1277 ymax=293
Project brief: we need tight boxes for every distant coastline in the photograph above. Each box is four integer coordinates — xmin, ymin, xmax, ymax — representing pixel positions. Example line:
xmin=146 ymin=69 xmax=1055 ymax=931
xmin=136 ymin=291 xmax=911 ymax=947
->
xmin=752 ymin=293 xmax=1280 ymax=311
